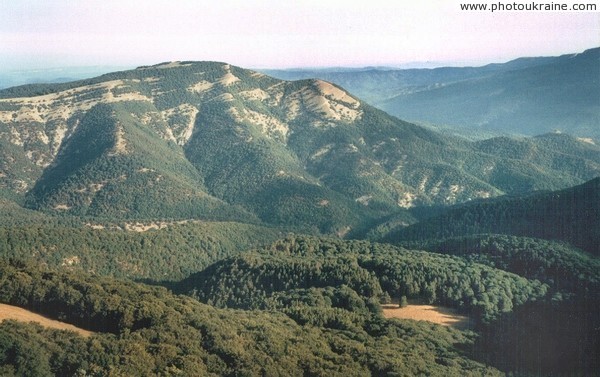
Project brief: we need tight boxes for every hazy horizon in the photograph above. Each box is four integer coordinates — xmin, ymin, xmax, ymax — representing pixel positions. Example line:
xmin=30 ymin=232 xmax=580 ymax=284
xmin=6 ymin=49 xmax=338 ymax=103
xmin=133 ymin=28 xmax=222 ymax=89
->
xmin=1 ymin=0 xmax=598 ymax=71
xmin=1 ymin=44 xmax=598 ymax=72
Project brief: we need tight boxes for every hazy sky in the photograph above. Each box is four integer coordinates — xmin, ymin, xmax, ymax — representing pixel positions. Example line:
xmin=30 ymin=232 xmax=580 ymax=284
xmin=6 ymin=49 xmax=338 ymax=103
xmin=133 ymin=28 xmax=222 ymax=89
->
xmin=1 ymin=0 xmax=598 ymax=69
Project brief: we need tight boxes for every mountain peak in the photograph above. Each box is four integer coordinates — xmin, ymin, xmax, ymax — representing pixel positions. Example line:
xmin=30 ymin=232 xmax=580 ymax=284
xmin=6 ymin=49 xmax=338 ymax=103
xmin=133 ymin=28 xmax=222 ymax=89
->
xmin=138 ymin=61 xmax=194 ymax=70
xmin=0 ymin=62 xmax=598 ymax=233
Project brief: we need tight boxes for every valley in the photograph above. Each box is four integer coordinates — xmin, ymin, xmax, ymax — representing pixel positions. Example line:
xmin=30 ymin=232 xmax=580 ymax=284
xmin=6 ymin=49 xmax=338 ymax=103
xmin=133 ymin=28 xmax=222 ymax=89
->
xmin=0 ymin=58 xmax=597 ymax=376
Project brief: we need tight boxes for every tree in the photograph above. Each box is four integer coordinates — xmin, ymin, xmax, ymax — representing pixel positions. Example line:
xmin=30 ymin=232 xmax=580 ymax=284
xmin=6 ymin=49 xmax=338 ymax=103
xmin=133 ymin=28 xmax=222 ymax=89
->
xmin=424 ymin=283 xmax=437 ymax=304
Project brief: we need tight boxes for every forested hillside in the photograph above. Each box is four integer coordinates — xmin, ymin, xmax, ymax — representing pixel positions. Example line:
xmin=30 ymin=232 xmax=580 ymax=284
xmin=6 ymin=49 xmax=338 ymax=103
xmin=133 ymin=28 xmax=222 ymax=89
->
xmin=383 ymin=177 xmax=600 ymax=254
xmin=175 ymin=236 xmax=548 ymax=323
xmin=1 ymin=61 xmax=599 ymax=236
xmin=0 ymin=258 xmax=503 ymax=376
xmin=412 ymin=234 xmax=599 ymax=291
xmin=176 ymin=235 xmax=598 ymax=375
xmin=0 ymin=230 xmax=596 ymax=375
xmin=0 ymin=221 xmax=285 ymax=281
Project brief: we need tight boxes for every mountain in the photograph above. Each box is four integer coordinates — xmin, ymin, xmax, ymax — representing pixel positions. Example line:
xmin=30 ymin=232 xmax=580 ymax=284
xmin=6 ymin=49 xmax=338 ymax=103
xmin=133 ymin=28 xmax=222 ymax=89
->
xmin=0 ymin=66 xmax=132 ymax=90
xmin=1 ymin=61 xmax=599 ymax=235
xmin=261 ymin=54 xmax=558 ymax=105
xmin=0 ymin=61 xmax=598 ymax=376
xmin=380 ymin=47 xmax=600 ymax=138
xmin=265 ymin=47 xmax=600 ymax=139
xmin=382 ymin=177 xmax=600 ymax=254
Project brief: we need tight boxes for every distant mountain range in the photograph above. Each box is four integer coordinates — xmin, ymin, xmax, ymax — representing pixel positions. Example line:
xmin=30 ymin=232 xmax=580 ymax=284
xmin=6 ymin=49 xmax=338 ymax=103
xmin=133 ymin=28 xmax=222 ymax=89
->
xmin=264 ymin=47 xmax=600 ymax=139
xmin=0 ymin=66 xmax=132 ymax=90
xmin=0 ymin=61 xmax=599 ymax=235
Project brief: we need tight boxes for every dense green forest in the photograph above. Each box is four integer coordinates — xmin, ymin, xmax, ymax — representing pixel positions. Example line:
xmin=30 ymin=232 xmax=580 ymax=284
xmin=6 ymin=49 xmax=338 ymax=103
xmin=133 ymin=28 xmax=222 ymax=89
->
xmin=0 ymin=145 xmax=597 ymax=376
xmin=0 ymin=180 xmax=596 ymax=375
xmin=383 ymin=178 xmax=600 ymax=254
xmin=178 ymin=235 xmax=599 ymax=375
xmin=401 ymin=233 xmax=600 ymax=375
xmin=0 ymin=258 xmax=502 ymax=376
xmin=410 ymin=234 xmax=599 ymax=291
xmin=175 ymin=236 xmax=548 ymax=324
xmin=0 ymin=232 xmax=597 ymax=375
xmin=0 ymin=222 xmax=285 ymax=281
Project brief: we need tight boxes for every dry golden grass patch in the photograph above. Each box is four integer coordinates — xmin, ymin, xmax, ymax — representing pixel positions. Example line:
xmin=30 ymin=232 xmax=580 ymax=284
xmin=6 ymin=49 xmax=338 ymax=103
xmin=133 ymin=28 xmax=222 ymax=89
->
xmin=382 ymin=303 xmax=473 ymax=330
xmin=0 ymin=303 xmax=94 ymax=337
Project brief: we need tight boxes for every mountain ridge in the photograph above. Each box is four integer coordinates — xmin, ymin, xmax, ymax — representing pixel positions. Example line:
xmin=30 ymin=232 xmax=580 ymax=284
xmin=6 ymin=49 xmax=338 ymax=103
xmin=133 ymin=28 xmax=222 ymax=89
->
xmin=1 ymin=61 xmax=598 ymax=234
xmin=264 ymin=47 xmax=600 ymax=139
xmin=382 ymin=177 xmax=600 ymax=254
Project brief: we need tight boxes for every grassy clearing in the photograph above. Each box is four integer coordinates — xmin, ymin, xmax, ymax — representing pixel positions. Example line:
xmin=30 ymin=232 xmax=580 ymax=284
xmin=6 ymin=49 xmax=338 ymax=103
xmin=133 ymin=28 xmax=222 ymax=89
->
xmin=382 ymin=303 xmax=473 ymax=330
xmin=0 ymin=303 xmax=94 ymax=337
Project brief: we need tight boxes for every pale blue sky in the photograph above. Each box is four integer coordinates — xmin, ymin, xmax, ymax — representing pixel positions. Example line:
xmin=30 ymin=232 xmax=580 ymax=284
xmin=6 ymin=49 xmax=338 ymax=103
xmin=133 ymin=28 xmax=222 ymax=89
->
xmin=1 ymin=0 xmax=598 ymax=70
